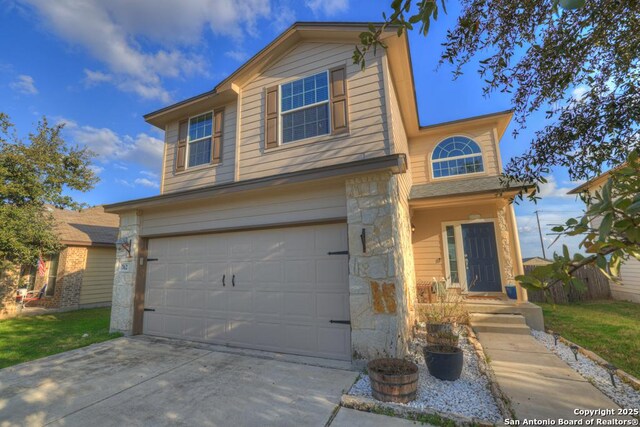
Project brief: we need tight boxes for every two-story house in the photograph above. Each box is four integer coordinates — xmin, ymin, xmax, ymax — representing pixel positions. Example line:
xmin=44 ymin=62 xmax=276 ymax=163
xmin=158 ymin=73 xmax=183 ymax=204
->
xmin=105 ymin=22 xmax=541 ymax=362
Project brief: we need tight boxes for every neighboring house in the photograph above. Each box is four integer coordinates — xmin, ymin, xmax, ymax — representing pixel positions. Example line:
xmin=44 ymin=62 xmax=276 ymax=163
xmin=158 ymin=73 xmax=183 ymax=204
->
xmin=522 ymin=257 xmax=552 ymax=267
xmin=569 ymin=168 xmax=640 ymax=303
xmin=18 ymin=206 xmax=119 ymax=311
xmin=105 ymin=22 xmax=538 ymax=362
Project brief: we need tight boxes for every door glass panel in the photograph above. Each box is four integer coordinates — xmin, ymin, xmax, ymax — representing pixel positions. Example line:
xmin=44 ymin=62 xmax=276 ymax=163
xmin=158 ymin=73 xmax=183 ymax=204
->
xmin=445 ymin=226 xmax=459 ymax=284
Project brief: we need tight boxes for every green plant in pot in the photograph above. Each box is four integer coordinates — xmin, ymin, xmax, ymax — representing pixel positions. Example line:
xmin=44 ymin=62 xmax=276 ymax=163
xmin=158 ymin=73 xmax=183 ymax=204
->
xmin=418 ymin=278 xmax=469 ymax=337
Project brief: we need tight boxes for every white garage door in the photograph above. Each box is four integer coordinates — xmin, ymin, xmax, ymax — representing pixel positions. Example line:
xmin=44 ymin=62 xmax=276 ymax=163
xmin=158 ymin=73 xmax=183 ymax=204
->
xmin=143 ymin=223 xmax=351 ymax=361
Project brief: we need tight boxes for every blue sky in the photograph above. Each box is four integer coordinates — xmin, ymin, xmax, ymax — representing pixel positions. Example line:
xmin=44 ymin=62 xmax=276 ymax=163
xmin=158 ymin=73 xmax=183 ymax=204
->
xmin=0 ymin=0 xmax=586 ymax=258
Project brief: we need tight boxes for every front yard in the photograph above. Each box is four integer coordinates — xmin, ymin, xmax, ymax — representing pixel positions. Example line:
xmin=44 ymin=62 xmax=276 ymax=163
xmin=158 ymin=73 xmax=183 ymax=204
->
xmin=537 ymin=300 xmax=640 ymax=378
xmin=0 ymin=307 xmax=121 ymax=369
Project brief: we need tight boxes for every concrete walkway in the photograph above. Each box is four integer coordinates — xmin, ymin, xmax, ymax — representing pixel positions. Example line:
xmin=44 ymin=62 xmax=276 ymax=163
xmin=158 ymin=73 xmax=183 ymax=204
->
xmin=476 ymin=330 xmax=623 ymax=421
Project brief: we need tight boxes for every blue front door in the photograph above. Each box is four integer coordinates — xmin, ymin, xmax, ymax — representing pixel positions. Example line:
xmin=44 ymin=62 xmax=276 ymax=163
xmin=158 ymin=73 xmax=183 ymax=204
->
xmin=461 ymin=222 xmax=502 ymax=292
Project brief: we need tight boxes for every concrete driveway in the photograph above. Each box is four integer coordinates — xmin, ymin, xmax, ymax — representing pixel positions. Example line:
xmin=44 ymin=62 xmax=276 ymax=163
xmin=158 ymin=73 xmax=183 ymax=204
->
xmin=0 ymin=336 xmax=363 ymax=427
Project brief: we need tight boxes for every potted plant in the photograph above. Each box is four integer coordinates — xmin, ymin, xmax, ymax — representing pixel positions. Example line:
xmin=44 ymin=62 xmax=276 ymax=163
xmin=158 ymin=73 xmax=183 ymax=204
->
xmin=367 ymin=358 xmax=419 ymax=403
xmin=419 ymin=278 xmax=468 ymax=381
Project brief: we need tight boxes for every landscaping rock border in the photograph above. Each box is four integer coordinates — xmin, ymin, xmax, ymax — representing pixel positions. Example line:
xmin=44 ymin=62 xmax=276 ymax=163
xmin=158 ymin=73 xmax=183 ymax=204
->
xmin=532 ymin=330 xmax=640 ymax=409
xmin=545 ymin=329 xmax=640 ymax=392
xmin=346 ymin=331 xmax=504 ymax=424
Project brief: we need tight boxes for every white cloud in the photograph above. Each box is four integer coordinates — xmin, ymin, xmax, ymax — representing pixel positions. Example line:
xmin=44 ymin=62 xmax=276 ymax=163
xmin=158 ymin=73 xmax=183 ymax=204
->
xmin=305 ymin=0 xmax=348 ymax=16
xmin=22 ymin=0 xmax=271 ymax=101
xmin=60 ymin=118 xmax=164 ymax=170
xmin=10 ymin=74 xmax=38 ymax=95
xmin=271 ymin=3 xmax=296 ymax=31
xmin=134 ymin=178 xmax=160 ymax=188
xmin=225 ymin=50 xmax=249 ymax=62
xmin=88 ymin=165 xmax=104 ymax=174
xmin=538 ymin=175 xmax=576 ymax=199
xmin=140 ymin=170 xmax=159 ymax=178
xmin=571 ymin=85 xmax=588 ymax=101
xmin=115 ymin=178 xmax=134 ymax=188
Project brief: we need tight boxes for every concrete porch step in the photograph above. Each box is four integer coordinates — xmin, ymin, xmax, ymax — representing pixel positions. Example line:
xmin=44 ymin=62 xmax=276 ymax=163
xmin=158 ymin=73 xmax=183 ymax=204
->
xmin=471 ymin=322 xmax=531 ymax=335
xmin=469 ymin=313 xmax=527 ymax=325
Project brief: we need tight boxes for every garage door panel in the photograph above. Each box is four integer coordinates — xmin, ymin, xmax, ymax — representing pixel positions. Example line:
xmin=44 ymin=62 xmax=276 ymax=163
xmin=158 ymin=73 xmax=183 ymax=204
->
xmin=184 ymin=289 xmax=208 ymax=310
xmin=186 ymin=263 xmax=207 ymax=283
xmin=317 ymin=293 xmax=349 ymax=319
xmin=146 ymin=288 xmax=165 ymax=307
xmin=204 ymin=318 xmax=227 ymax=342
xmin=283 ymin=292 xmax=315 ymax=317
xmin=206 ymin=262 xmax=228 ymax=287
xmin=253 ymin=292 xmax=282 ymax=314
xmin=143 ymin=223 xmax=350 ymax=361
xmin=318 ymin=327 xmax=350 ymax=358
xmin=284 ymin=260 xmax=315 ymax=286
xmin=205 ymin=290 xmax=226 ymax=311
xmin=166 ymin=264 xmax=186 ymax=284
xmin=253 ymin=261 xmax=284 ymax=284
xmin=183 ymin=317 xmax=206 ymax=339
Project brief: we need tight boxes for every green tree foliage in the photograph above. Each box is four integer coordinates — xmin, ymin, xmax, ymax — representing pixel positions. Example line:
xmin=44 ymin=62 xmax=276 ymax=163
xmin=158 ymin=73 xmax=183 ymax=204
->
xmin=0 ymin=113 xmax=97 ymax=270
xmin=517 ymin=150 xmax=640 ymax=294
xmin=356 ymin=1 xmax=639 ymax=290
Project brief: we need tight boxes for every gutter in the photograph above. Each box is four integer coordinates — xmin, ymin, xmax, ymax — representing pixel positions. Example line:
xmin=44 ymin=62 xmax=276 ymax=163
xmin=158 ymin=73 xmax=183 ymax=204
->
xmin=105 ymin=154 xmax=407 ymax=213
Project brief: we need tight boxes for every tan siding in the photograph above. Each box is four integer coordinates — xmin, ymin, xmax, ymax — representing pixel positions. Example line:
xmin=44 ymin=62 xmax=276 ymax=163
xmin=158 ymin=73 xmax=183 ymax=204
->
xmin=162 ymin=102 xmax=237 ymax=194
xmin=141 ymin=180 xmax=347 ymax=237
xmin=238 ymin=42 xmax=389 ymax=181
xmin=613 ymin=258 xmax=640 ymax=303
xmin=412 ymin=204 xmax=501 ymax=284
xmin=79 ymin=247 xmax=116 ymax=305
xmin=408 ymin=126 xmax=500 ymax=186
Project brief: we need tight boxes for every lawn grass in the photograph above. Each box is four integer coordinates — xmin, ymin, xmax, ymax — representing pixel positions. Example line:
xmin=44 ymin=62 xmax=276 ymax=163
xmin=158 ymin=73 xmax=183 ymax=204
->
xmin=537 ymin=300 xmax=640 ymax=378
xmin=0 ymin=307 xmax=122 ymax=369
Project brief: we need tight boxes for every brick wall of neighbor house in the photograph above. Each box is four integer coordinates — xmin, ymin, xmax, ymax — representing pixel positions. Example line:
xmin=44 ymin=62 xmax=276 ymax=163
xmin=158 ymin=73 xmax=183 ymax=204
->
xmin=57 ymin=247 xmax=88 ymax=309
xmin=0 ymin=267 xmax=21 ymax=318
xmin=110 ymin=211 xmax=140 ymax=334
xmin=346 ymin=171 xmax=415 ymax=360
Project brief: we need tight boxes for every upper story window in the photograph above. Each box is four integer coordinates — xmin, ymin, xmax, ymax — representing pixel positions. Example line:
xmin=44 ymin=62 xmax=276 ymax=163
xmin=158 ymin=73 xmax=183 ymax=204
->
xmin=188 ymin=112 xmax=213 ymax=167
xmin=280 ymin=71 xmax=330 ymax=143
xmin=432 ymin=136 xmax=484 ymax=178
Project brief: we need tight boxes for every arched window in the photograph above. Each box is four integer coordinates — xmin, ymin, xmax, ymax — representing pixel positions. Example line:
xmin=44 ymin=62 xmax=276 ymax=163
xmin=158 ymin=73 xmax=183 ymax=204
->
xmin=431 ymin=136 xmax=484 ymax=178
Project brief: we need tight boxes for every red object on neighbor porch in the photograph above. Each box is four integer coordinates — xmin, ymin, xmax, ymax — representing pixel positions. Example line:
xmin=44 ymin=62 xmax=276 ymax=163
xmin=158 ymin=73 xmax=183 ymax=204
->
xmin=18 ymin=284 xmax=47 ymax=307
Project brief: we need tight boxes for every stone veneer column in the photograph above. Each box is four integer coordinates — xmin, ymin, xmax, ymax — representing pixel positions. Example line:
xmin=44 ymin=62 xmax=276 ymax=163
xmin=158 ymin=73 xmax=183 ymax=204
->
xmin=110 ymin=210 xmax=140 ymax=334
xmin=58 ymin=246 xmax=88 ymax=309
xmin=346 ymin=172 xmax=416 ymax=360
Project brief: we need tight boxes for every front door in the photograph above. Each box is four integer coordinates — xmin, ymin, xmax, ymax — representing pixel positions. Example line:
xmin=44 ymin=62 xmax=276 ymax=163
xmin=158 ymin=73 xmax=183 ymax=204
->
xmin=461 ymin=222 xmax=502 ymax=292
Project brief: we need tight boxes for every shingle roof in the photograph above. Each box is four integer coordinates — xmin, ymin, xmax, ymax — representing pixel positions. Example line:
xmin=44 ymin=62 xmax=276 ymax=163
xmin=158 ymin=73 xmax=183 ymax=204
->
xmin=48 ymin=205 xmax=119 ymax=246
xmin=409 ymin=176 xmax=530 ymax=200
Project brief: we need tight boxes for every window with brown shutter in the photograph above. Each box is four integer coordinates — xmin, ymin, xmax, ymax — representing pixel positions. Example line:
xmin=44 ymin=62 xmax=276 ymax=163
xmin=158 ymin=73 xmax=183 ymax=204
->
xmin=329 ymin=66 xmax=349 ymax=135
xmin=175 ymin=119 xmax=188 ymax=172
xmin=265 ymin=86 xmax=279 ymax=149
xmin=211 ymin=109 xmax=223 ymax=164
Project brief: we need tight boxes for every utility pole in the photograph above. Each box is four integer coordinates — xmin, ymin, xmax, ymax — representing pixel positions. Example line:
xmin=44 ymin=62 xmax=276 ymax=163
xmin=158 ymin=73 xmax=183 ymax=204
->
xmin=534 ymin=210 xmax=547 ymax=259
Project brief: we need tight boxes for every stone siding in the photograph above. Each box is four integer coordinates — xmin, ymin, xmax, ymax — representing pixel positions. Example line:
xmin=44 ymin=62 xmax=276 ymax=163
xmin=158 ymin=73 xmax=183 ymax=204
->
xmin=110 ymin=211 xmax=140 ymax=334
xmin=346 ymin=172 xmax=415 ymax=360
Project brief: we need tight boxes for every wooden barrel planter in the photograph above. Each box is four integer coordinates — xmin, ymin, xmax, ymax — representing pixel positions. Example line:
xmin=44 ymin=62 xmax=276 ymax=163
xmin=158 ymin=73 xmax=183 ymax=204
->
xmin=367 ymin=358 xmax=419 ymax=403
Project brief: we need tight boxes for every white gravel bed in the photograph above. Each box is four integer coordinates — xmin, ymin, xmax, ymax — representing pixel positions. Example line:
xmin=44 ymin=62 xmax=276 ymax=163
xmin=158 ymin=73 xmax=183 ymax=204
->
xmin=531 ymin=330 xmax=640 ymax=408
xmin=348 ymin=335 xmax=503 ymax=423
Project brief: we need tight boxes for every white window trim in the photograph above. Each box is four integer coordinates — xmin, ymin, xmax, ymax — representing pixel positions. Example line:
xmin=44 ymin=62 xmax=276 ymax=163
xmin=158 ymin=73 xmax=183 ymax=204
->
xmin=278 ymin=70 xmax=331 ymax=146
xmin=430 ymin=135 xmax=486 ymax=180
xmin=186 ymin=110 xmax=214 ymax=169
xmin=440 ymin=218 xmax=504 ymax=293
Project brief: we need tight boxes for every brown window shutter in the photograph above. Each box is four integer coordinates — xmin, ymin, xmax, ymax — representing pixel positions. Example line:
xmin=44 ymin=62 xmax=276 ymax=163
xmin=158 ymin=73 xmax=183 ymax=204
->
xmin=211 ymin=109 xmax=223 ymax=164
xmin=329 ymin=66 xmax=349 ymax=135
xmin=175 ymin=119 xmax=188 ymax=172
xmin=265 ymin=85 xmax=279 ymax=149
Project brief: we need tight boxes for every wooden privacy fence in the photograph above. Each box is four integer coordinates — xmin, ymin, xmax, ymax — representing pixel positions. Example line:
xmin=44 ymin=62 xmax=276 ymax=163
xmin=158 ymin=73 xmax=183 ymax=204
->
xmin=524 ymin=264 xmax=612 ymax=304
